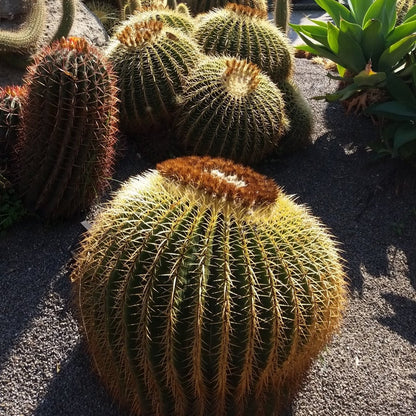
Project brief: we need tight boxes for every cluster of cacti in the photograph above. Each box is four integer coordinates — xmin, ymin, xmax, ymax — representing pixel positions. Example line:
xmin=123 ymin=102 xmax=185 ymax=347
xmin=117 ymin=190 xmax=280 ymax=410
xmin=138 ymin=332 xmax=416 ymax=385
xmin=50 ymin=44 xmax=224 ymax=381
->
xmin=194 ymin=3 xmax=293 ymax=84
xmin=71 ymin=155 xmax=347 ymax=416
xmin=184 ymin=0 xmax=267 ymax=15
xmin=0 ymin=85 xmax=25 ymax=171
xmin=396 ymin=0 xmax=415 ymax=24
xmin=106 ymin=19 xmax=200 ymax=135
xmin=16 ymin=37 xmax=119 ymax=220
xmin=175 ymin=57 xmax=289 ymax=164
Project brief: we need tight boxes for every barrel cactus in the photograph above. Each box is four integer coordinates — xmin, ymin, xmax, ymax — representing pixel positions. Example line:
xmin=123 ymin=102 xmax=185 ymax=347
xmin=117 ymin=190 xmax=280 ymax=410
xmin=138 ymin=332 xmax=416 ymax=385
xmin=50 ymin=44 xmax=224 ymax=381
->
xmin=175 ymin=57 xmax=288 ymax=165
xmin=126 ymin=5 xmax=196 ymax=35
xmin=16 ymin=37 xmax=118 ymax=220
xmin=72 ymin=155 xmax=347 ymax=416
xmin=0 ymin=85 xmax=25 ymax=171
xmin=274 ymin=79 xmax=314 ymax=155
xmin=194 ymin=3 xmax=293 ymax=83
xmin=106 ymin=20 xmax=201 ymax=135
xmin=184 ymin=0 xmax=267 ymax=15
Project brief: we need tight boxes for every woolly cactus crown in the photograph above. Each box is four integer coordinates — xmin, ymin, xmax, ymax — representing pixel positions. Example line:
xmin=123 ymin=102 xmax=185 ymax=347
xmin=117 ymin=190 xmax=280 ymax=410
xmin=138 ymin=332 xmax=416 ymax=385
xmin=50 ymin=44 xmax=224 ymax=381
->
xmin=72 ymin=155 xmax=347 ymax=416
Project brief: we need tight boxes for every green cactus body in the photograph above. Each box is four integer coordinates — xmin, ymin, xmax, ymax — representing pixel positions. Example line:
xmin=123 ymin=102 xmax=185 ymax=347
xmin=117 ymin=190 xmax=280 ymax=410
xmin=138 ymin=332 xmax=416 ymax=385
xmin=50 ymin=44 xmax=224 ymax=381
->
xmin=72 ymin=155 xmax=347 ymax=416
xmin=175 ymin=57 xmax=289 ymax=165
xmin=106 ymin=20 xmax=201 ymax=135
xmin=195 ymin=3 xmax=293 ymax=84
xmin=16 ymin=37 xmax=118 ymax=220
xmin=85 ymin=1 xmax=120 ymax=33
xmin=274 ymin=79 xmax=314 ymax=155
xmin=0 ymin=85 xmax=25 ymax=171
xmin=0 ymin=0 xmax=46 ymax=54
xmin=273 ymin=0 xmax=291 ymax=34
xmin=396 ymin=0 xmax=415 ymax=24
xmin=184 ymin=0 xmax=267 ymax=15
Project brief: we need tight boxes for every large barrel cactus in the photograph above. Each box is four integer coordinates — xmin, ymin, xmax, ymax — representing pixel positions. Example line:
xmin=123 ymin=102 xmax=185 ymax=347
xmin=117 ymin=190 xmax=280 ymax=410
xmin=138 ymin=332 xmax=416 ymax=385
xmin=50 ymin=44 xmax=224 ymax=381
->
xmin=72 ymin=155 xmax=347 ymax=416
xmin=184 ymin=0 xmax=267 ymax=15
xmin=175 ymin=57 xmax=289 ymax=165
xmin=106 ymin=20 xmax=201 ymax=135
xmin=195 ymin=3 xmax=293 ymax=83
xmin=16 ymin=37 xmax=118 ymax=220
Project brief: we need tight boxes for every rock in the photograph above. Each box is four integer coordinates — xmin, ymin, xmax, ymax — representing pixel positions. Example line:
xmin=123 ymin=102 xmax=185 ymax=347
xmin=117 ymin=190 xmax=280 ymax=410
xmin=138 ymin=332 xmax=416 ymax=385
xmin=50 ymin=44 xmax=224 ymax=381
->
xmin=0 ymin=0 xmax=30 ymax=21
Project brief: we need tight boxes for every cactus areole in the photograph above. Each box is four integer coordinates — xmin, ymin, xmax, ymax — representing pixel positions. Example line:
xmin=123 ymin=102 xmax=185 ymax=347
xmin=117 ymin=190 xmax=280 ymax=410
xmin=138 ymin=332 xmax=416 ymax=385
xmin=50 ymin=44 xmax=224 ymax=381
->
xmin=72 ymin=156 xmax=346 ymax=416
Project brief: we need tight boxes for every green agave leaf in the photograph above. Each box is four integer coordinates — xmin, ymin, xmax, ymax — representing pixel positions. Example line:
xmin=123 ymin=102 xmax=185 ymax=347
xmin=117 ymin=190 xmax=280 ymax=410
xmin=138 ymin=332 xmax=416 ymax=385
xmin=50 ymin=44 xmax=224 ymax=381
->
xmin=363 ymin=0 xmax=396 ymax=35
xmin=347 ymin=0 xmax=374 ymax=26
xmin=361 ymin=19 xmax=386 ymax=68
xmin=353 ymin=70 xmax=386 ymax=87
xmin=384 ymin=74 xmax=416 ymax=106
xmin=289 ymin=23 xmax=330 ymax=47
xmin=309 ymin=19 xmax=329 ymax=28
xmin=403 ymin=5 xmax=416 ymax=22
xmin=369 ymin=101 xmax=416 ymax=119
xmin=340 ymin=19 xmax=363 ymax=43
xmin=394 ymin=123 xmax=416 ymax=151
xmin=378 ymin=34 xmax=416 ymax=72
xmin=296 ymin=32 xmax=345 ymax=65
xmin=327 ymin=22 xmax=367 ymax=73
xmin=314 ymin=0 xmax=352 ymax=26
xmin=386 ymin=20 xmax=416 ymax=46
xmin=325 ymin=82 xmax=360 ymax=101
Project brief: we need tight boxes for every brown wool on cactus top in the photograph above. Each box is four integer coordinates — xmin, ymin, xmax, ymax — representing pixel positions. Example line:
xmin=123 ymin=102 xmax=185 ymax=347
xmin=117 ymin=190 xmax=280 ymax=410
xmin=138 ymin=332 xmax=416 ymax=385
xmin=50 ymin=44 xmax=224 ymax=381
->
xmin=58 ymin=36 xmax=90 ymax=53
xmin=0 ymin=85 xmax=25 ymax=98
xmin=222 ymin=58 xmax=261 ymax=97
xmin=116 ymin=20 xmax=164 ymax=47
xmin=225 ymin=2 xmax=268 ymax=19
xmin=156 ymin=156 xmax=280 ymax=207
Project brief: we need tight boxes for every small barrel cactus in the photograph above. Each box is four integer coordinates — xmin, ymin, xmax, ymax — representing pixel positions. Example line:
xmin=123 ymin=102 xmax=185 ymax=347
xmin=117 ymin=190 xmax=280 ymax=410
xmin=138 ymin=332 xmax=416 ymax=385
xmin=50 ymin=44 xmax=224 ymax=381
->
xmin=16 ymin=37 xmax=118 ymax=220
xmin=106 ymin=20 xmax=201 ymax=135
xmin=274 ymin=79 xmax=314 ymax=155
xmin=195 ymin=3 xmax=293 ymax=83
xmin=184 ymin=0 xmax=267 ymax=15
xmin=126 ymin=5 xmax=196 ymax=35
xmin=175 ymin=57 xmax=289 ymax=164
xmin=0 ymin=85 xmax=25 ymax=171
xmin=72 ymin=155 xmax=347 ymax=416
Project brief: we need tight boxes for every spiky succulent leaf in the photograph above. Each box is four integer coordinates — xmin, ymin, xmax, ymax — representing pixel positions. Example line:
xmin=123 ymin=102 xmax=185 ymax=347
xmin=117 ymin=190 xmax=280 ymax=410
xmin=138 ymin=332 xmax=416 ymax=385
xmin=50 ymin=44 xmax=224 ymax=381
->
xmin=72 ymin=155 xmax=347 ymax=416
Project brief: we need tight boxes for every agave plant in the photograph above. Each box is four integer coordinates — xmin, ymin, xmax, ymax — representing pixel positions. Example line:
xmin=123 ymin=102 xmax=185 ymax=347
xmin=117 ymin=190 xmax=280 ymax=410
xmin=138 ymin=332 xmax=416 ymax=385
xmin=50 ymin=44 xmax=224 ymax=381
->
xmin=290 ymin=0 xmax=416 ymax=103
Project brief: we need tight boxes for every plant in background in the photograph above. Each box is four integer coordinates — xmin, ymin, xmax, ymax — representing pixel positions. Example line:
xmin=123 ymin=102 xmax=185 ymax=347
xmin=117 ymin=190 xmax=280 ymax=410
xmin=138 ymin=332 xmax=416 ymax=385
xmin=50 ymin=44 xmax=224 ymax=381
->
xmin=175 ymin=57 xmax=289 ymax=165
xmin=195 ymin=3 xmax=293 ymax=84
xmin=71 ymin=155 xmax=347 ymax=416
xmin=16 ymin=37 xmax=119 ymax=220
xmin=0 ymin=0 xmax=76 ymax=68
xmin=290 ymin=0 xmax=416 ymax=110
xmin=85 ymin=1 xmax=120 ymax=33
xmin=397 ymin=0 xmax=416 ymax=24
xmin=367 ymin=63 xmax=416 ymax=163
xmin=0 ymin=172 xmax=25 ymax=231
xmin=184 ymin=0 xmax=267 ymax=15
xmin=106 ymin=20 xmax=201 ymax=136
xmin=0 ymin=85 xmax=25 ymax=173
xmin=274 ymin=0 xmax=291 ymax=33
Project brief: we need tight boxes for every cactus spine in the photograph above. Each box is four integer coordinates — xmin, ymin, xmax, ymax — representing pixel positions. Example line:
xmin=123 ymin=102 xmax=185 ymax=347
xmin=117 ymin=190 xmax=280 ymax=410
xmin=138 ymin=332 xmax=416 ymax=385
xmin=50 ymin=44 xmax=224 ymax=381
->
xmin=175 ymin=57 xmax=289 ymax=164
xmin=16 ymin=37 xmax=118 ymax=220
xmin=396 ymin=0 xmax=415 ymax=24
xmin=106 ymin=20 xmax=201 ymax=135
xmin=0 ymin=86 xmax=25 ymax=172
xmin=72 ymin=155 xmax=347 ymax=416
xmin=195 ymin=3 xmax=293 ymax=83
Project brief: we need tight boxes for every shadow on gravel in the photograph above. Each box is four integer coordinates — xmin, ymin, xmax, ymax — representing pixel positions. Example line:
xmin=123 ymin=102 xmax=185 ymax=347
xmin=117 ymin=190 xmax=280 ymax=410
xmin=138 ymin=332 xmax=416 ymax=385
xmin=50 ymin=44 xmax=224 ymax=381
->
xmin=32 ymin=343 xmax=125 ymax=416
xmin=378 ymin=294 xmax=416 ymax=345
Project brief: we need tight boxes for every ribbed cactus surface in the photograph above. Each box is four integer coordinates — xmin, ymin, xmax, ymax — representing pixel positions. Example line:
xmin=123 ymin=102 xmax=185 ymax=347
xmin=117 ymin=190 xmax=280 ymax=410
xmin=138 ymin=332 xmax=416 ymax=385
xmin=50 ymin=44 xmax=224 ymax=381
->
xmin=184 ymin=0 xmax=267 ymax=15
xmin=0 ymin=85 xmax=25 ymax=171
xmin=16 ymin=37 xmax=118 ymax=220
xmin=195 ymin=3 xmax=293 ymax=83
xmin=175 ymin=57 xmax=288 ymax=165
xmin=106 ymin=20 xmax=201 ymax=135
xmin=72 ymin=156 xmax=347 ymax=416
